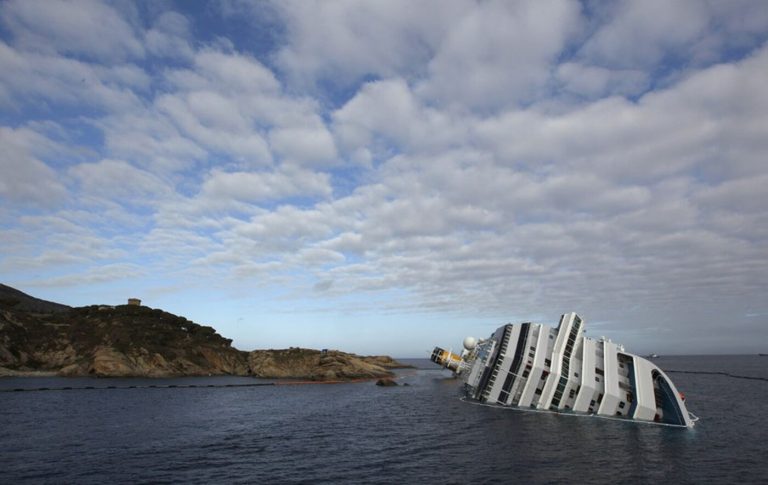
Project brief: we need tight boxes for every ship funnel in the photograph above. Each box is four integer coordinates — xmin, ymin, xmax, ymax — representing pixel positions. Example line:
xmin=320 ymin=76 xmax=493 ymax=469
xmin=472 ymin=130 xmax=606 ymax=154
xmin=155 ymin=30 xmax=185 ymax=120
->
xmin=430 ymin=346 xmax=463 ymax=373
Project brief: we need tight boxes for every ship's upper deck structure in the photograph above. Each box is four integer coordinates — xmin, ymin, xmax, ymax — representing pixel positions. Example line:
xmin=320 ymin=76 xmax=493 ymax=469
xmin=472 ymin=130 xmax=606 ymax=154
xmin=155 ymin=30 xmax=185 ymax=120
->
xmin=431 ymin=312 xmax=694 ymax=427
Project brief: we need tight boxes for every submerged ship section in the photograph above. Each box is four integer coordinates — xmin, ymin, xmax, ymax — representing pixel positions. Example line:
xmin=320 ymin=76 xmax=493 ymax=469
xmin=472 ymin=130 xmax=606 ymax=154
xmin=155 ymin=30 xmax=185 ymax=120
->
xmin=431 ymin=313 xmax=694 ymax=427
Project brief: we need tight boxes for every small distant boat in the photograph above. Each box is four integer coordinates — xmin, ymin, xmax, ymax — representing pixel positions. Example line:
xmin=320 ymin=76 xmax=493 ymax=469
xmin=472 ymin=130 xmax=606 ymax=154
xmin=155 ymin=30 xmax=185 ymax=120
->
xmin=647 ymin=353 xmax=660 ymax=359
xmin=759 ymin=353 xmax=768 ymax=357
xmin=431 ymin=312 xmax=696 ymax=428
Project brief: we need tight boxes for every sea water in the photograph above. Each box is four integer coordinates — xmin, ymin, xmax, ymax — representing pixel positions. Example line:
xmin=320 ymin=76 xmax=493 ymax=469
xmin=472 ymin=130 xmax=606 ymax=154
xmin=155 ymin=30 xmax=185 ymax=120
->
xmin=1 ymin=356 xmax=766 ymax=483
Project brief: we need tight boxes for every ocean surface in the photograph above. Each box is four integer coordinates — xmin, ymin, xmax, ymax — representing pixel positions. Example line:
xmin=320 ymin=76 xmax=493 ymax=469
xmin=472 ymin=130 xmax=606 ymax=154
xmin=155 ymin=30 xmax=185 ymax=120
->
xmin=2 ymin=355 xmax=766 ymax=484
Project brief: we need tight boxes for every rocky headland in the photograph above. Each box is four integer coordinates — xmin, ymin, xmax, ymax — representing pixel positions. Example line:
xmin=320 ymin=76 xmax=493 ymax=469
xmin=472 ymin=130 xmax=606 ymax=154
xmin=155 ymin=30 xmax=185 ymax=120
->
xmin=0 ymin=284 xmax=409 ymax=380
xmin=247 ymin=348 xmax=405 ymax=381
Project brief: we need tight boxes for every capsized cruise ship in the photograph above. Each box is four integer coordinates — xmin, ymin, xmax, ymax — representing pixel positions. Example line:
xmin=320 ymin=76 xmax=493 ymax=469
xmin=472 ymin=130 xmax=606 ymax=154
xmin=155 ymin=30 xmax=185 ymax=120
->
xmin=431 ymin=312 xmax=696 ymax=428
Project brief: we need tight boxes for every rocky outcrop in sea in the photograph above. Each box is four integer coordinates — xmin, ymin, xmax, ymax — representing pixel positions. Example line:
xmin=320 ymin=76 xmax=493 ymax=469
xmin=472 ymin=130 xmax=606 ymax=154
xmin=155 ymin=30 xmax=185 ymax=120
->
xmin=247 ymin=348 xmax=404 ymax=381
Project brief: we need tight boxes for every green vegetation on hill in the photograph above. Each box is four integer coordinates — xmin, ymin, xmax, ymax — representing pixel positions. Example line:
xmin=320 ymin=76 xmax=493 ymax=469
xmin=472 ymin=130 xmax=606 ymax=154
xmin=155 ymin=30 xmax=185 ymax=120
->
xmin=0 ymin=284 xmax=407 ymax=379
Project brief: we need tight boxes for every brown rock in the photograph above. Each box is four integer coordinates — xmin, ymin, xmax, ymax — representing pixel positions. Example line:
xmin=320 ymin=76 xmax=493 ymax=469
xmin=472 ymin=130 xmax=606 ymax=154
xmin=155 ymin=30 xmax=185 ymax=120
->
xmin=247 ymin=348 xmax=405 ymax=381
xmin=375 ymin=378 xmax=398 ymax=387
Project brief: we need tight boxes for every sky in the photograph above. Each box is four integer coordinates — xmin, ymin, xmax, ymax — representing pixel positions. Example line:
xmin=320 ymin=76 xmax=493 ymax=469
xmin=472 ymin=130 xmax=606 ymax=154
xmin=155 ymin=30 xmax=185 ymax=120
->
xmin=1 ymin=0 xmax=767 ymax=357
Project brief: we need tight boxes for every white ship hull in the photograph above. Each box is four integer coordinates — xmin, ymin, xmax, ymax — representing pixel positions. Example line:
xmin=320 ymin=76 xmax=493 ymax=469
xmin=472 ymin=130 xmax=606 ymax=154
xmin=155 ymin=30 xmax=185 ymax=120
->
xmin=431 ymin=313 xmax=695 ymax=428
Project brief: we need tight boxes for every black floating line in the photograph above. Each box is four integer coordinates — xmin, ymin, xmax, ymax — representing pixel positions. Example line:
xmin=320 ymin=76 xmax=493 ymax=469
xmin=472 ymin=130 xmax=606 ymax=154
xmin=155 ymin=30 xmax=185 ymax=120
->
xmin=664 ymin=370 xmax=768 ymax=382
xmin=0 ymin=382 xmax=276 ymax=393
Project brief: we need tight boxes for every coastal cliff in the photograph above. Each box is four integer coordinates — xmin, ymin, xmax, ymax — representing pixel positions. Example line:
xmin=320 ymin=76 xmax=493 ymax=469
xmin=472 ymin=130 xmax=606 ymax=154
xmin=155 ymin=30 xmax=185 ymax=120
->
xmin=0 ymin=284 xmax=407 ymax=379
xmin=0 ymin=291 xmax=248 ymax=377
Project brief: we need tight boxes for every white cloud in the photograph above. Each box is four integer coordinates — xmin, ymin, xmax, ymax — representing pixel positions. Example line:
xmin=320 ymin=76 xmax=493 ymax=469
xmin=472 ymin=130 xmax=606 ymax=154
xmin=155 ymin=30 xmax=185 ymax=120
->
xmin=190 ymin=49 xmax=280 ymax=94
xmin=556 ymin=62 xmax=649 ymax=98
xmin=269 ymin=126 xmax=337 ymax=166
xmin=293 ymin=247 xmax=345 ymax=266
xmin=0 ymin=126 xmax=69 ymax=206
xmin=101 ymin=110 xmax=207 ymax=173
xmin=695 ymin=174 xmax=768 ymax=214
xmin=577 ymin=0 xmax=768 ymax=69
xmin=579 ymin=0 xmax=710 ymax=68
xmin=155 ymin=92 xmax=273 ymax=166
xmin=273 ymin=0 xmax=583 ymax=110
xmin=417 ymin=0 xmax=582 ymax=109
xmin=145 ymin=11 xmax=194 ymax=61
xmin=0 ymin=0 xmax=144 ymax=62
xmin=144 ymin=48 xmax=339 ymax=169
xmin=274 ymin=0 xmax=460 ymax=89
xmin=200 ymin=167 xmax=332 ymax=203
xmin=473 ymin=45 xmax=768 ymax=185
xmin=0 ymin=40 xmax=144 ymax=112
xmin=332 ymin=78 xmax=465 ymax=158
xmin=1 ymin=0 xmax=767 ymax=354
xmin=23 ymin=263 xmax=146 ymax=287
xmin=69 ymin=159 xmax=173 ymax=203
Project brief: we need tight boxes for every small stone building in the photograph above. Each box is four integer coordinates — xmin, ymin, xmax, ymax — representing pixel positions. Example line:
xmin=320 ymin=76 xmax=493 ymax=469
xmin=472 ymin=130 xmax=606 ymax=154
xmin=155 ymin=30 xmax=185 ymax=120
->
xmin=127 ymin=298 xmax=141 ymax=306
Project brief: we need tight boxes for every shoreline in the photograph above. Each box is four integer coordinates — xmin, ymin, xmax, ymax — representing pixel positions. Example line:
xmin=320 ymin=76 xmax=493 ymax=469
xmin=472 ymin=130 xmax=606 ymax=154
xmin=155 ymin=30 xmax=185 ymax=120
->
xmin=0 ymin=367 xmax=415 ymax=381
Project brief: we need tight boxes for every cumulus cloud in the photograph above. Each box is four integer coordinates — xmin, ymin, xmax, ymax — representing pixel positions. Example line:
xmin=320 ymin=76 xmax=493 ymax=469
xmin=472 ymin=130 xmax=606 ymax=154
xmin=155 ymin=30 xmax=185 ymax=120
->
xmin=576 ymin=0 xmax=768 ymax=70
xmin=105 ymin=47 xmax=339 ymax=170
xmin=188 ymin=48 xmax=280 ymax=94
xmin=578 ymin=0 xmax=710 ymax=68
xmin=23 ymin=263 xmax=146 ymax=287
xmin=269 ymin=126 xmax=337 ymax=166
xmin=0 ymin=126 xmax=69 ymax=206
xmin=145 ymin=11 xmax=194 ymax=60
xmin=332 ymin=78 xmax=465 ymax=160
xmin=69 ymin=159 xmax=173 ymax=203
xmin=0 ymin=0 xmax=144 ymax=61
xmin=156 ymin=90 xmax=273 ymax=166
xmin=417 ymin=0 xmax=582 ymax=109
xmin=0 ymin=40 xmax=144 ymax=112
xmin=200 ymin=167 xmax=332 ymax=203
xmin=555 ymin=62 xmax=649 ymax=98
xmin=275 ymin=0 xmax=583 ymax=110
xmin=1 ymin=0 xmax=767 ymax=353
xmin=100 ymin=110 xmax=207 ymax=173
xmin=273 ymin=0 xmax=459 ymax=89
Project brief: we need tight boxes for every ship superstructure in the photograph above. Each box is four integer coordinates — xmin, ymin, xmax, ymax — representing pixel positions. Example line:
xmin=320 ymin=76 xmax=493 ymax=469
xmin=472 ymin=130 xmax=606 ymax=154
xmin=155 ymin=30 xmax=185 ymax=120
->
xmin=431 ymin=312 xmax=695 ymax=427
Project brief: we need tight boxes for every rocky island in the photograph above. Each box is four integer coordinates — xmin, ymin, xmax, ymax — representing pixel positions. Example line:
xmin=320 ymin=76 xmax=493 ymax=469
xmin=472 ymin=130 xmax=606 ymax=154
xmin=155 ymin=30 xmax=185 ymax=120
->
xmin=0 ymin=284 xmax=409 ymax=380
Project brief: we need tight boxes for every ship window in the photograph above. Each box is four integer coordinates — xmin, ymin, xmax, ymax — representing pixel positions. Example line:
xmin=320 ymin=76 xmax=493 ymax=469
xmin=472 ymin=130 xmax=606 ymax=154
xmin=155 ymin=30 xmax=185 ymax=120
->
xmin=530 ymin=346 xmax=535 ymax=351
xmin=544 ymin=359 xmax=551 ymax=367
xmin=568 ymin=389 xmax=576 ymax=398
xmin=574 ymin=372 xmax=579 ymax=378
xmin=549 ymin=335 xmax=553 ymax=339
xmin=522 ymin=370 xmax=530 ymax=378
xmin=596 ymin=368 xmax=604 ymax=375
xmin=535 ymin=388 xmax=542 ymax=395
xmin=595 ymin=376 xmax=600 ymax=382
xmin=619 ymin=401 xmax=626 ymax=409
xmin=590 ymin=399 xmax=596 ymax=406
